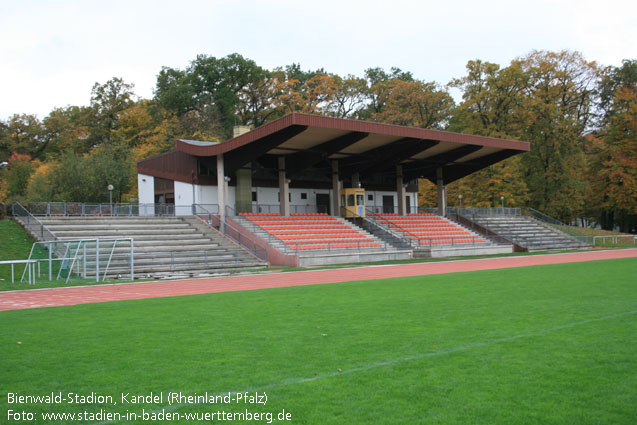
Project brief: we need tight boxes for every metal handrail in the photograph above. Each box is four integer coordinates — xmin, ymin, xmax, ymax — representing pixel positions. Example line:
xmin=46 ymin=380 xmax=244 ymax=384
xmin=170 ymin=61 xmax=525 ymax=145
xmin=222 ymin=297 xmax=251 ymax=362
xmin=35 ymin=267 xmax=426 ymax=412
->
xmin=360 ymin=216 xmax=413 ymax=250
xmin=447 ymin=211 xmax=521 ymax=248
xmin=524 ymin=207 xmax=566 ymax=226
xmin=365 ymin=210 xmax=490 ymax=249
xmin=11 ymin=202 xmax=58 ymax=241
xmin=194 ymin=205 xmax=268 ymax=263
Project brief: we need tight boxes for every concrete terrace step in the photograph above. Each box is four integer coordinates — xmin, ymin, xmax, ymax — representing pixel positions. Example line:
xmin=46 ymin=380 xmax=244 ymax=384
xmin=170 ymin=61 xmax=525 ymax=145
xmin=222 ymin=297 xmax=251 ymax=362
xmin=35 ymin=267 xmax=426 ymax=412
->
xmin=35 ymin=216 xmax=267 ymax=277
xmin=471 ymin=216 xmax=589 ymax=251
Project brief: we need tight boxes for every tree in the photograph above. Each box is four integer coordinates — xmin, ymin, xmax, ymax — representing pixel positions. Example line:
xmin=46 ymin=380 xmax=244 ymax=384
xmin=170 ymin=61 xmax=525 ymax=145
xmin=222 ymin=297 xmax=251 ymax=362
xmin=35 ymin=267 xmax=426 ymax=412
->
xmin=586 ymin=60 xmax=637 ymax=231
xmin=42 ymin=106 xmax=92 ymax=156
xmin=26 ymin=146 xmax=135 ymax=203
xmin=88 ymin=77 xmax=136 ymax=146
xmin=0 ymin=114 xmax=48 ymax=160
xmin=516 ymin=51 xmax=598 ymax=222
xmin=448 ymin=51 xmax=598 ymax=222
xmin=0 ymin=152 xmax=35 ymax=202
xmin=325 ymin=75 xmax=368 ymax=119
xmin=155 ymin=53 xmax=268 ymax=139
xmin=373 ymin=80 xmax=455 ymax=129
xmin=449 ymin=60 xmax=528 ymax=137
xmin=359 ymin=67 xmax=414 ymax=119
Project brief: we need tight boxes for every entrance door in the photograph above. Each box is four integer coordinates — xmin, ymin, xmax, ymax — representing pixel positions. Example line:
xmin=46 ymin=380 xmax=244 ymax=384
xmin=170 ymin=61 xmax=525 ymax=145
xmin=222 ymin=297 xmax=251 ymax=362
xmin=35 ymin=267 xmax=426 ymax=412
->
xmin=406 ymin=196 xmax=411 ymax=214
xmin=316 ymin=193 xmax=330 ymax=214
xmin=382 ymin=195 xmax=394 ymax=214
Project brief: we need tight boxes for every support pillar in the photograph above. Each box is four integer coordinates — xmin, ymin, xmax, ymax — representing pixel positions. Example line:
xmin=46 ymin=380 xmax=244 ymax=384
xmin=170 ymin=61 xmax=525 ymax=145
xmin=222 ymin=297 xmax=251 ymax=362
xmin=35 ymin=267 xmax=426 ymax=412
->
xmin=436 ymin=167 xmax=447 ymax=217
xmin=217 ymin=154 xmax=225 ymax=232
xmin=397 ymin=165 xmax=406 ymax=216
xmin=235 ymin=163 xmax=252 ymax=214
xmin=332 ymin=160 xmax=340 ymax=216
xmin=351 ymin=173 xmax=360 ymax=188
xmin=278 ymin=157 xmax=290 ymax=216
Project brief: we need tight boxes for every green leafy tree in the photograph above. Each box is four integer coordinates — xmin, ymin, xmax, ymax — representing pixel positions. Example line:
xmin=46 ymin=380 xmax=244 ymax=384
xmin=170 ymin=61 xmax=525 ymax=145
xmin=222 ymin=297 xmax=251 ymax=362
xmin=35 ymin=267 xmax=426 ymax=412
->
xmin=586 ymin=60 xmax=637 ymax=231
xmin=155 ymin=53 xmax=268 ymax=139
xmin=0 ymin=114 xmax=48 ymax=160
xmin=0 ymin=152 xmax=35 ymax=202
xmin=373 ymin=80 xmax=455 ymax=129
xmin=447 ymin=51 xmax=598 ymax=222
xmin=88 ymin=77 xmax=136 ymax=146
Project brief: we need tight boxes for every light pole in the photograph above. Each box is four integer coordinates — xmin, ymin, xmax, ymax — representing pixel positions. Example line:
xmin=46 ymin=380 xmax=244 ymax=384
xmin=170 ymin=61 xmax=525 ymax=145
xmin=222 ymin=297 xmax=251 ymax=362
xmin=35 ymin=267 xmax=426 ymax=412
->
xmin=500 ymin=195 xmax=505 ymax=214
xmin=458 ymin=194 xmax=463 ymax=209
xmin=107 ymin=184 xmax=114 ymax=216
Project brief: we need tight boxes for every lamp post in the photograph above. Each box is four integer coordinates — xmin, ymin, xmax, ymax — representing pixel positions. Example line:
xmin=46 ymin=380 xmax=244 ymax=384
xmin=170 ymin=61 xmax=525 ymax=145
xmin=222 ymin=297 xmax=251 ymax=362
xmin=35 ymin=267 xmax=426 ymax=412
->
xmin=107 ymin=184 xmax=114 ymax=216
xmin=500 ymin=195 xmax=505 ymax=215
xmin=458 ymin=194 xmax=463 ymax=209
xmin=224 ymin=176 xmax=231 ymax=216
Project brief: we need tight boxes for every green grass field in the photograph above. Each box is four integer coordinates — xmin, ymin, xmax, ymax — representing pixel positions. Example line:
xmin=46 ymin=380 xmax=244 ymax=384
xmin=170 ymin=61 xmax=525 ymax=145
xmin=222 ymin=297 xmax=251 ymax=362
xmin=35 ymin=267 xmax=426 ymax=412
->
xmin=1 ymin=258 xmax=636 ymax=424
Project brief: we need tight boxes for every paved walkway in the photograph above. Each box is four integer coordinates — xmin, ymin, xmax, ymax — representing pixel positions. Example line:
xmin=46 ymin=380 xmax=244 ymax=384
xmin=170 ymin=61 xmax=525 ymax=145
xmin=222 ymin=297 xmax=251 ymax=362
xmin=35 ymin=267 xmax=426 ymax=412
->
xmin=1 ymin=249 xmax=635 ymax=312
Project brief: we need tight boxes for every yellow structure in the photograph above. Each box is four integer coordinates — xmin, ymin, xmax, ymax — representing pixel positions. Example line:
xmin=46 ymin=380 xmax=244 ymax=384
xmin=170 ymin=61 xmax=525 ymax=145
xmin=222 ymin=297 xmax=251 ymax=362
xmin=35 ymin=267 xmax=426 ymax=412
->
xmin=340 ymin=188 xmax=366 ymax=218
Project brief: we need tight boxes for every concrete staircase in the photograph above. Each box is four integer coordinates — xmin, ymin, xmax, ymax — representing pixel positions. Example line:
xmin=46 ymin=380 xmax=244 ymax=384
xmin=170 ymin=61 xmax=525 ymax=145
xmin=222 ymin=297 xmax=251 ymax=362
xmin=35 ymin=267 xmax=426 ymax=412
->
xmin=36 ymin=216 xmax=267 ymax=278
xmin=232 ymin=215 xmax=412 ymax=266
xmin=471 ymin=216 xmax=590 ymax=251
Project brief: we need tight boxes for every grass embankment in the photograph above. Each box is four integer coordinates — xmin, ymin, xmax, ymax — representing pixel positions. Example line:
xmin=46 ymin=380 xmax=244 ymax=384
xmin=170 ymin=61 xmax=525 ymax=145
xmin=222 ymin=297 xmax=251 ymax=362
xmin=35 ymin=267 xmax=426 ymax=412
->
xmin=1 ymin=258 xmax=636 ymax=424
xmin=0 ymin=220 xmax=36 ymax=287
xmin=552 ymin=224 xmax=636 ymax=247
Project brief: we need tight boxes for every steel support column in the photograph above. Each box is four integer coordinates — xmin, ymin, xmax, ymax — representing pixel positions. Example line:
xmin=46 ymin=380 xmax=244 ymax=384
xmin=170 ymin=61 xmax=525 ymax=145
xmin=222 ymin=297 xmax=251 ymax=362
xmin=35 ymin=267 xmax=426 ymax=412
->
xmin=397 ymin=165 xmax=406 ymax=216
xmin=217 ymin=154 xmax=226 ymax=232
xmin=436 ymin=167 xmax=447 ymax=217
xmin=278 ymin=156 xmax=290 ymax=216
xmin=332 ymin=160 xmax=340 ymax=217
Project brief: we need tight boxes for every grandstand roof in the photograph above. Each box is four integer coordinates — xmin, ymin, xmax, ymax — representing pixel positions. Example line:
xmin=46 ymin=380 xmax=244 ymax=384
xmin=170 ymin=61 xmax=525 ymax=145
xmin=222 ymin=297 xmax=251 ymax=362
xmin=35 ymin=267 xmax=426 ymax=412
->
xmin=140 ymin=113 xmax=530 ymax=185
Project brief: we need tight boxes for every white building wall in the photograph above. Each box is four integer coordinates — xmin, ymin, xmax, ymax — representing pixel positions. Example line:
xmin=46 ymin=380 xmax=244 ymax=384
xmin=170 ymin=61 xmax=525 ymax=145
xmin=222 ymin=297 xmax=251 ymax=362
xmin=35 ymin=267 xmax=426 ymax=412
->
xmin=136 ymin=172 xmax=418 ymax=216
xmin=137 ymin=174 xmax=155 ymax=216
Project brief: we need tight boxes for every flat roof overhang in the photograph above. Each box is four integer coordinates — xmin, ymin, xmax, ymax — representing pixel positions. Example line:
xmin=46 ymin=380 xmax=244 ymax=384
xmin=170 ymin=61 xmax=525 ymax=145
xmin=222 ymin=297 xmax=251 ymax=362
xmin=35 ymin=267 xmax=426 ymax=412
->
xmin=163 ymin=113 xmax=530 ymax=185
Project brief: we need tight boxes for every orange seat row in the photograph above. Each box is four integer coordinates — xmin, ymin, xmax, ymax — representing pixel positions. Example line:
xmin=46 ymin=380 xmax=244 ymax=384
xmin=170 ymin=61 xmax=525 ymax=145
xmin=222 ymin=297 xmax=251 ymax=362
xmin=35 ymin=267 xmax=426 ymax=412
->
xmin=289 ymin=242 xmax=381 ymax=250
xmin=269 ymin=229 xmax=359 ymax=235
xmin=261 ymin=225 xmax=349 ymax=230
xmin=275 ymin=234 xmax=368 ymax=240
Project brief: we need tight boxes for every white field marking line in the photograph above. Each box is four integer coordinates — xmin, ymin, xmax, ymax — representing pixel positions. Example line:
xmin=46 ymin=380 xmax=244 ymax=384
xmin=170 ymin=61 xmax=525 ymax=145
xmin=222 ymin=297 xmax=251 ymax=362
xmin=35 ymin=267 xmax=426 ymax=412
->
xmin=4 ymin=248 xmax=636 ymax=295
xmin=93 ymin=308 xmax=637 ymax=425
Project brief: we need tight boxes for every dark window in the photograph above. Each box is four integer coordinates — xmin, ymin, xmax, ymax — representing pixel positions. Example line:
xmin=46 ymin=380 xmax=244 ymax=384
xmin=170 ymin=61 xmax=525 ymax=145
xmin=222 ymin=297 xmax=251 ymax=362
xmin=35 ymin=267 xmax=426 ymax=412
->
xmin=252 ymin=191 xmax=257 ymax=202
xmin=368 ymin=194 xmax=374 ymax=201
xmin=198 ymin=160 xmax=212 ymax=176
xmin=301 ymin=193 xmax=307 ymax=200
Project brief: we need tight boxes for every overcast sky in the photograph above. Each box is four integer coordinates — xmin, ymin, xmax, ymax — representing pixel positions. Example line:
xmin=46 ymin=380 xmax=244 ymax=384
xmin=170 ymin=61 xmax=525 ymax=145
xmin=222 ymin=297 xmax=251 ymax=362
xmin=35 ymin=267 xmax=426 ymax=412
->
xmin=1 ymin=0 xmax=635 ymax=120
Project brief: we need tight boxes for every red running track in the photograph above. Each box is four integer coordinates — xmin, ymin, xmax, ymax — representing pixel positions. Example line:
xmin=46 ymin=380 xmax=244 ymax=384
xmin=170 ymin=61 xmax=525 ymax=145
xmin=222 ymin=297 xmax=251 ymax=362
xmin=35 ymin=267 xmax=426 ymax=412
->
xmin=1 ymin=249 xmax=635 ymax=312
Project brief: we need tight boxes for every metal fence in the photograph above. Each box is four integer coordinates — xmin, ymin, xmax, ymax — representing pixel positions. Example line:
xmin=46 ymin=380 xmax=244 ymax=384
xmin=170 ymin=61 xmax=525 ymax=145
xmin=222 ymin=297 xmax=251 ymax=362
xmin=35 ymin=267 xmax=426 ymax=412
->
xmin=447 ymin=207 xmax=522 ymax=217
xmin=23 ymin=202 xmax=220 ymax=217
